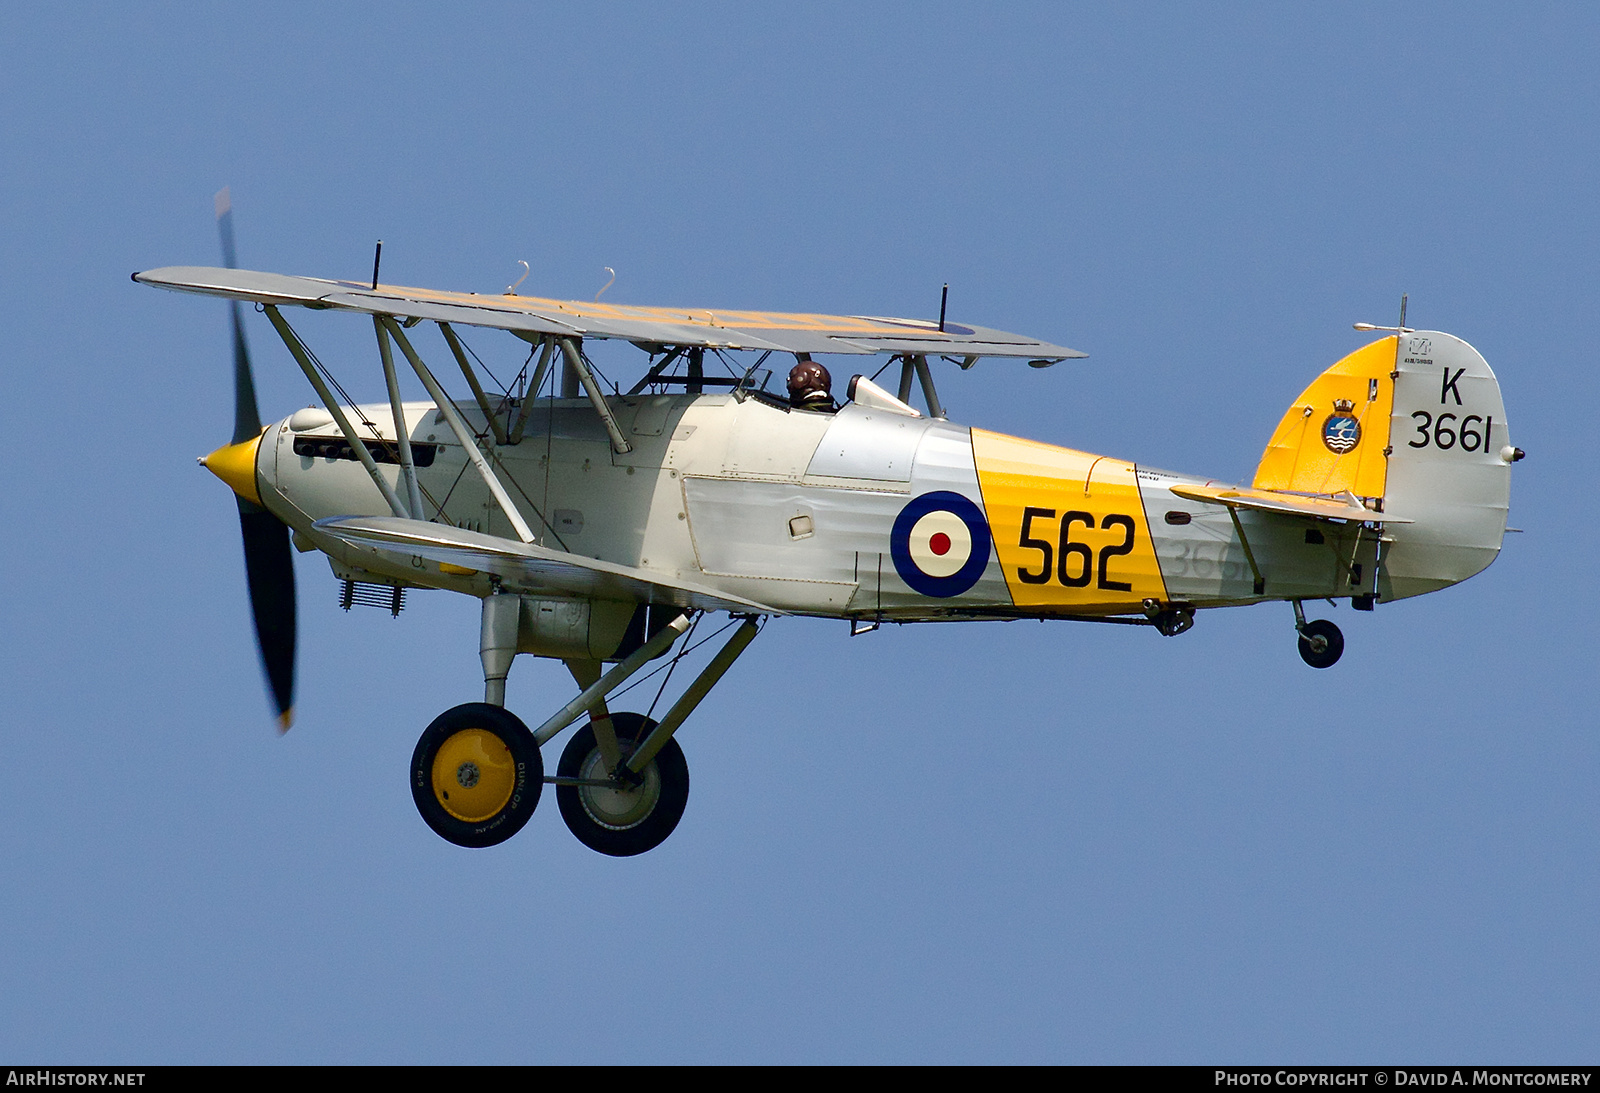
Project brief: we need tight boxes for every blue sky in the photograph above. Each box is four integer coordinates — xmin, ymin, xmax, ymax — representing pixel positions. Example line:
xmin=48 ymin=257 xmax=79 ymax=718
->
xmin=2 ymin=3 xmax=1595 ymax=1062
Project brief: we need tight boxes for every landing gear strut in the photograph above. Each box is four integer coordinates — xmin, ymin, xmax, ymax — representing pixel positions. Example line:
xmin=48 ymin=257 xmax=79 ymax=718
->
xmin=1292 ymin=601 xmax=1344 ymax=669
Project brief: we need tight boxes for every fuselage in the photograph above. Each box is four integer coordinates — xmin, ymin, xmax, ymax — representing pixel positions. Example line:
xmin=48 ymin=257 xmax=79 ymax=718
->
xmin=245 ymin=390 xmax=1379 ymax=622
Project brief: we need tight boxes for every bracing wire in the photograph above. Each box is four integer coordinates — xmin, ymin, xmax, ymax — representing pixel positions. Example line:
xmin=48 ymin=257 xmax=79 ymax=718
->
xmin=643 ymin=612 xmax=702 ymax=722
xmin=605 ymin=614 xmax=743 ymax=707
xmin=454 ymin=329 xmax=513 ymax=397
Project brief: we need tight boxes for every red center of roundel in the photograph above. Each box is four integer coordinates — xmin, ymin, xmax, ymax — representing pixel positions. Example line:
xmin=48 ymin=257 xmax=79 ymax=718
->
xmin=929 ymin=532 xmax=952 ymax=556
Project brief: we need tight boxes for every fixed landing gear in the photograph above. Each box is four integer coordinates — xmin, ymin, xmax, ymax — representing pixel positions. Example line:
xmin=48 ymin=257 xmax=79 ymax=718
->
xmin=1292 ymin=601 xmax=1344 ymax=669
xmin=1297 ymin=619 xmax=1344 ymax=668
xmin=556 ymin=713 xmax=690 ymax=857
xmin=410 ymin=609 xmax=761 ymax=853
xmin=411 ymin=703 xmax=544 ymax=847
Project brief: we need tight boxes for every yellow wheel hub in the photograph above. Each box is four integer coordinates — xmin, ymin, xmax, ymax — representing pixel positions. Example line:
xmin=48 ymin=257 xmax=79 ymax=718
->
xmin=431 ymin=728 xmax=517 ymax=823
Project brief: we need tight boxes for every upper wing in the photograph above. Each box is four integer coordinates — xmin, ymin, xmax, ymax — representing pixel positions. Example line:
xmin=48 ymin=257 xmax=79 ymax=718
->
xmin=1169 ymin=484 xmax=1412 ymax=524
xmin=315 ymin=515 xmax=784 ymax=615
xmin=134 ymin=265 xmax=1086 ymax=361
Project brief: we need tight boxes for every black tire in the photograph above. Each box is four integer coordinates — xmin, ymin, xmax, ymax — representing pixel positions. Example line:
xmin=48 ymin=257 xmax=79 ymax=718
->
xmin=556 ymin=713 xmax=689 ymax=857
xmin=1297 ymin=618 xmax=1345 ymax=669
xmin=411 ymin=702 xmax=542 ymax=848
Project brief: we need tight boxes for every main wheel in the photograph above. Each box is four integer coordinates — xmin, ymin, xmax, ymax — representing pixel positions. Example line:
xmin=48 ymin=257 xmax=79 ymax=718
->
xmin=411 ymin=703 xmax=542 ymax=848
xmin=556 ymin=713 xmax=689 ymax=857
xmin=1297 ymin=618 xmax=1345 ymax=669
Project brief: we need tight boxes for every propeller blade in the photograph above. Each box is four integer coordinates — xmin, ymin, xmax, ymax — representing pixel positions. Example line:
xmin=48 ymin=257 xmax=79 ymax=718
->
xmin=239 ymin=506 xmax=297 ymax=728
xmin=215 ymin=187 xmax=261 ymax=444
xmin=216 ymin=187 xmax=297 ymax=728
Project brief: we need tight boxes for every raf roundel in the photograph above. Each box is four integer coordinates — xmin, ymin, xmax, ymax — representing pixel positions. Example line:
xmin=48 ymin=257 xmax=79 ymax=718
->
xmin=890 ymin=491 xmax=992 ymax=598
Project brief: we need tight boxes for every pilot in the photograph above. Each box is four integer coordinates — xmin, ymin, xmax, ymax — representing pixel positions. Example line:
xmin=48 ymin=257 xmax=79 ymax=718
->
xmin=787 ymin=355 xmax=836 ymax=412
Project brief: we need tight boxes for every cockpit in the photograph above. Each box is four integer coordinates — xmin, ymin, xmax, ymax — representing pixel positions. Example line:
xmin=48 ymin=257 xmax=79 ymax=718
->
xmin=627 ymin=349 xmax=931 ymax=419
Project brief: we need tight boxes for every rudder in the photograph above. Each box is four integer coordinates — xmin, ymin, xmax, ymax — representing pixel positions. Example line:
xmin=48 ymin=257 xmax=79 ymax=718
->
xmin=1379 ymin=331 xmax=1515 ymax=600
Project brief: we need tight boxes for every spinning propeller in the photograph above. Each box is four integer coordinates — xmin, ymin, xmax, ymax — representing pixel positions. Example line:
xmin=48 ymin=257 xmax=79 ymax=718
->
xmin=201 ymin=188 xmax=297 ymax=729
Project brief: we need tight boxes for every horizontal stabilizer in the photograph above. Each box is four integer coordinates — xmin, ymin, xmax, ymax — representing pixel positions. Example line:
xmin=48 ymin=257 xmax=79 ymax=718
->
xmin=135 ymin=266 xmax=1085 ymax=362
xmin=1169 ymin=484 xmax=1410 ymax=524
xmin=314 ymin=516 xmax=783 ymax=615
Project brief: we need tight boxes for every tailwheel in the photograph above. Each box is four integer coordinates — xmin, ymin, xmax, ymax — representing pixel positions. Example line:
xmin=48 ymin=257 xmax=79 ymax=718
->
xmin=411 ymin=703 xmax=542 ymax=848
xmin=556 ymin=713 xmax=689 ymax=857
xmin=1297 ymin=618 xmax=1345 ymax=669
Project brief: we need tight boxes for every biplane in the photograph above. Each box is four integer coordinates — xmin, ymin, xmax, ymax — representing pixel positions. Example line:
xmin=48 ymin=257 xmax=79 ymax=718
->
xmin=135 ymin=197 xmax=1521 ymax=855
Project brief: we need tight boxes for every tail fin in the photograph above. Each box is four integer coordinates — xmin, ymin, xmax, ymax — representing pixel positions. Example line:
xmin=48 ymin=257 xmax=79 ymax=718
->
xmin=1254 ymin=332 xmax=1515 ymax=602
xmin=1254 ymin=336 xmax=1396 ymax=501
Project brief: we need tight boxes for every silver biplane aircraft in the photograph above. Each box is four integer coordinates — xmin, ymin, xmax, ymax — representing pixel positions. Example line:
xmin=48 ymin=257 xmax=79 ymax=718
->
xmin=136 ymin=197 xmax=1521 ymax=856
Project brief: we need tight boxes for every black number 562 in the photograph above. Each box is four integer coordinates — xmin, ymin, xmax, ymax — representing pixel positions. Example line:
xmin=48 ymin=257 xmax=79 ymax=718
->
xmin=1017 ymin=508 xmax=1135 ymax=592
